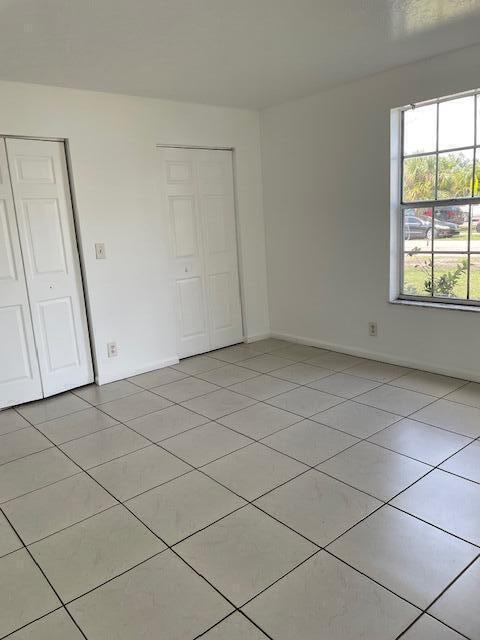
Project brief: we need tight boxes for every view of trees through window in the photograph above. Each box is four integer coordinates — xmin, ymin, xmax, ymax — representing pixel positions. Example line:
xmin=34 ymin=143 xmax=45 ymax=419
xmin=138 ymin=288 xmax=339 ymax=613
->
xmin=401 ymin=91 xmax=480 ymax=304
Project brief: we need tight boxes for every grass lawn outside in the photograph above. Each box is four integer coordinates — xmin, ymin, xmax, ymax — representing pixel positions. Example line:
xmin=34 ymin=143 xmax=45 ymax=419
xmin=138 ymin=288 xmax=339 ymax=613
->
xmin=403 ymin=253 xmax=480 ymax=300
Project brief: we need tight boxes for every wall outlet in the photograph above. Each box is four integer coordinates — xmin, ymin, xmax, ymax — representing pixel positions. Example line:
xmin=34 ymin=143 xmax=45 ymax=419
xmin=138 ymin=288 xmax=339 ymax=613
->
xmin=95 ymin=243 xmax=106 ymax=259
xmin=368 ymin=322 xmax=378 ymax=337
xmin=107 ymin=342 xmax=118 ymax=358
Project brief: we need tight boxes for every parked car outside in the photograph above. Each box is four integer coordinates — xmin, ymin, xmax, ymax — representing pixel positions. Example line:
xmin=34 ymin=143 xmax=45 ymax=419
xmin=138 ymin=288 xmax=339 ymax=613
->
xmin=404 ymin=214 xmax=457 ymax=241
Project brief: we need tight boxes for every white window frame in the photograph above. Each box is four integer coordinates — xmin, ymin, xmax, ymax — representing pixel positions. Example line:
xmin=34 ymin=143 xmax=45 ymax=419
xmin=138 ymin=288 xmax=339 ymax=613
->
xmin=390 ymin=88 xmax=480 ymax=310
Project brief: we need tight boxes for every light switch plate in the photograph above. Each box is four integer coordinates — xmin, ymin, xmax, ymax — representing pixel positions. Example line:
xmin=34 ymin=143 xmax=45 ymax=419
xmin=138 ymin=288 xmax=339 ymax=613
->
xmin=95 ymin=243 xmax=106 ymax=259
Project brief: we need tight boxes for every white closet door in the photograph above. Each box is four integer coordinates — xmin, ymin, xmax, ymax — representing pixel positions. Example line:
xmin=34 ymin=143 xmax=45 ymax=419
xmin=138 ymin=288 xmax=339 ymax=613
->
xmin=196 ymin=150 xmax=243 ymax=349
xmin=160 ymin=148 xmax=210 ymax=358
xmin=0 ymin=139 xmax=43 ymax=408
xmin=6 ymin=138 xmax=93 ymax=397
xmin=160 ymin=147 xmax=243 ymax=358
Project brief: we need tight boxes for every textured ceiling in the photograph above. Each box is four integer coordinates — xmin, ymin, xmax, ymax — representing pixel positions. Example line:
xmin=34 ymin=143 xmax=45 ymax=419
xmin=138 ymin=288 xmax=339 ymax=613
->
xmin=1 ymin=0 xmax=480 ymax=108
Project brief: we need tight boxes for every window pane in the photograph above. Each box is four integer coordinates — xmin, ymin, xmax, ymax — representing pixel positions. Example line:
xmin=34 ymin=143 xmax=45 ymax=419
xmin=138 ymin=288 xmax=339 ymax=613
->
xmin=438 ymin=96 xmax=475 ymax=150
xmin=432 ymin=254 xmax=468 ymax=299
xmin=475 ymin=148 xmax=480 ymax=196
xmin=403 ymin=104 xmax=437 ymax=155
xmin=437 ymin=150 xmax=474 ymax=199
xmin=470 ymin=256 xmax=480 ymax=300
xmin=402 ymin=252 xmax=432 ymax=296
xmin=433 ymin=205 xmax=469 ymax=251
xmin=471 ymin=205 xmax=480 ymax=252
xmin=403 ymin=155 xmax=436 ymax=202
xmin=403 ymin=207 xmax=433 ymax=252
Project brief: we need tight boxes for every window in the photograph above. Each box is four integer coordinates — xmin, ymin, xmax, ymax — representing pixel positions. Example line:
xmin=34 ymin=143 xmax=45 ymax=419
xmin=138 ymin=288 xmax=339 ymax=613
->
xmin=398 ymin=90 xmax=480 ymax=306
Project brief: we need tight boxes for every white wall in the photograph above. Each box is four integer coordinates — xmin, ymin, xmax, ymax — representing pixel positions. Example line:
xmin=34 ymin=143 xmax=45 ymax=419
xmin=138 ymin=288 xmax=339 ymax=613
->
xmin=0 ymin=80 xmax=269 ymax=384
xmin=261 ymin=44 xmax=480 ymax=382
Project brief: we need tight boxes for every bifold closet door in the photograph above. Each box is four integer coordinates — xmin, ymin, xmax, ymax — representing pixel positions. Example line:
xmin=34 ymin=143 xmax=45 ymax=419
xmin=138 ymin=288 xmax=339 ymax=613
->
xmin=6 ymin=138 xmax=93 ymax=398
xmin=0 ymin=139 xmax=43 ymax=408
xmin=160 ymin=147 xmax=243 ymax=358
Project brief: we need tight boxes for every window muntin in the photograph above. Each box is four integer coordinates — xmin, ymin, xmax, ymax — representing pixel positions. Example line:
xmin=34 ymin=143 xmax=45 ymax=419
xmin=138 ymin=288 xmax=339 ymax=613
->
xmin=399 ymin=90 xmax=480 ymax=306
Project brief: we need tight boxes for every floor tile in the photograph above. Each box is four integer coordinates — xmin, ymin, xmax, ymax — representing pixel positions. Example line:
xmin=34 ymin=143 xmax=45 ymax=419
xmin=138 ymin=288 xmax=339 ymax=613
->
xmin=256 ymin=470 xmax=380 ymax=546
xmin=229 ymin=374 xmax=298 ymax=400
xmin=209 ymin=344 xmax=263 ymax=363
xmin=127 ymin=367 xmax=187 ymax=389
xmin=411 ymin=399 xmax=480 ymax=438
xmin=218 ymin=403 xmax=301 ymax=439
xmin=243 ymin=552 xmax=418 ymax=640
xmin=344 ymin=360 xmax=410 ymax=382
xmin=356 ymin=385 xmax=434 ymax=416
xmin=30 ymin=505 xmax=164 ymax=602
xmin=318 ymin=442 xmax=430 ymax=501
xmin=401 ymin=615 xmax=466 ymax=640
xmin=202 ymin=612 xmax=268 ymax=639
xmin=0 ymin=549 xmax=60 ymax=637
xmin=127 ymin=470 xmax=245 ymax=544
xmin=392 ymin=371 xmax=466 ymax=397
xmin=126 ymin=404 xmax=209 ymax=441
xmin=369 ymin=419 xmax=471 ymax=465
xmin=16 ymin=392 xmax=90 ymax=425
xmin=0 ymin=448 xmax=79 ymax=503
xmin=182 ymin=389 xmax=256 ymax=419
xmin=238 ymin=354 xmax=296 ymax=373
xmin=98 ymin=391 xmax=173 ymax=422
xmin=329 ymin=506 xmax=478 ymax=608
xmin=72 ymin=380 xmax=140 ymax=405
xmin=0 ymin=510 xmax=22 ymax=557
xmin=312 ymin=400 xmax=400 ymax=438
xmin=162 ymin=421 xmax=251 ymax=467
xmin=176 ymin=505 xmax=316 ymax=606
xmin=203 ymin=442 xmax=307 ymax=500
xmin=153 ymin=377 xmax=220 ymax=402
xmin=307 ymin=373 xmax=380 ymax=398
xmin=440 ymin=440 xmax=480 ymax=483
xmin=36 ymin=408 xmax=117 ymax=444
xmin=445 ymin=381 xmax=480 ymax=408
xmin=60 ymin=424 xmax=149 ymax=469
xmin=90 ymin=445 xmax=191 ymax=501
xmin=3 ymin=473 xmax=116 ymax=544
xmin=306 ymin=352 xmax=364 ymax=371
xmin=173 ymin=354 xmax=226 ymax=374
xmin=0 ymin=409 xmax=30 ymax=436
xmin=250 ymin=338 xmax=291 ymax=352
xmin=0 ymin=427 xmax=52 ymax=465
xmin=272 ymin=345 xmax=323 ymax=361
xmin=266 ymin=387 xmax=342 ymax=417
xmin=429 ymin=559 xmax=480 ymax=640
xmin=262 ymin=419 xmax=358 ymax=465
xmin=68 ymin=550 xmax=233 ymax=640
xmin=8 ymin=609 xmax=85 ymax=640
xmin=271 ymin=363 xmax=332 ymax=384
xmin=197 ymin=364 xmax=259 ymax=387
xmin=392 ymin=470 xmax=480 ymax=545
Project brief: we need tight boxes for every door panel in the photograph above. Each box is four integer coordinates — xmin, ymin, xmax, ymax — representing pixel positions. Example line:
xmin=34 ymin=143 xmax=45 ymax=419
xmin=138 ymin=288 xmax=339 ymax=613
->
xmin=0 ymin=139 xmax=43 ymax=408
xmin=160 ymin=149 xmax=210 ymax=358
xmin=196 ymin=150 xmax=243 ymax=349
xmin=6 ymin=138 xmax=93 ymax=397
xmin=160 ymin=148 xmax=243 ymax=358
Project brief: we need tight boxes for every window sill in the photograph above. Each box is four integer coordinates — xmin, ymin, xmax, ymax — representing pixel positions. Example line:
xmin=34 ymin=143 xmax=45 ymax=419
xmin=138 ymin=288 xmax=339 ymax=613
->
xmin=390 ymin=298 xmax=480 ymax=313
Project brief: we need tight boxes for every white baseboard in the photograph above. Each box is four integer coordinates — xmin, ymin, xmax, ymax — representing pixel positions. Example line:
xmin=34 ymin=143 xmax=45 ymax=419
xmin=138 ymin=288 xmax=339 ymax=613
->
xmin=270 ymin=331 xmax=479 ymax=383
xmin=244 ymin=332 xmax=271 ymax=344
xmin=95 ymin=356 xmax=180 ymax=386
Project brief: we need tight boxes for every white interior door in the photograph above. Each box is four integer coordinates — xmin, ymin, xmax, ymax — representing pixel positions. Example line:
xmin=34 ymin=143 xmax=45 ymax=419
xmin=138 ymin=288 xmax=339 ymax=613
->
xmin=0 ymin=139 xmax=43 ymax=408
xmin=160 ymin=147 xmax=243 ymax=358
xmin=6 ymin=138 xmax=93 ymax=397
xmin=196 ymin=150 xmax=243 ymax=350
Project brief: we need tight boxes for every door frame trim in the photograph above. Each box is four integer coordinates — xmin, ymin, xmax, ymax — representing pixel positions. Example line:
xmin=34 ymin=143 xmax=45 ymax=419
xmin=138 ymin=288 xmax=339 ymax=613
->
xmin=2 ymin=134 xmax=96 ymax=392
xmin=157 ymin=144 xmax=247 ymax=355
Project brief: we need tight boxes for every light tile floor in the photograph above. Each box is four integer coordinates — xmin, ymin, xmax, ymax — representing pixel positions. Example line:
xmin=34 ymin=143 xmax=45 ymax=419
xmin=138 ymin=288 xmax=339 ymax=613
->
xmin=1 ymin=339 xmax=479 ymax=640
